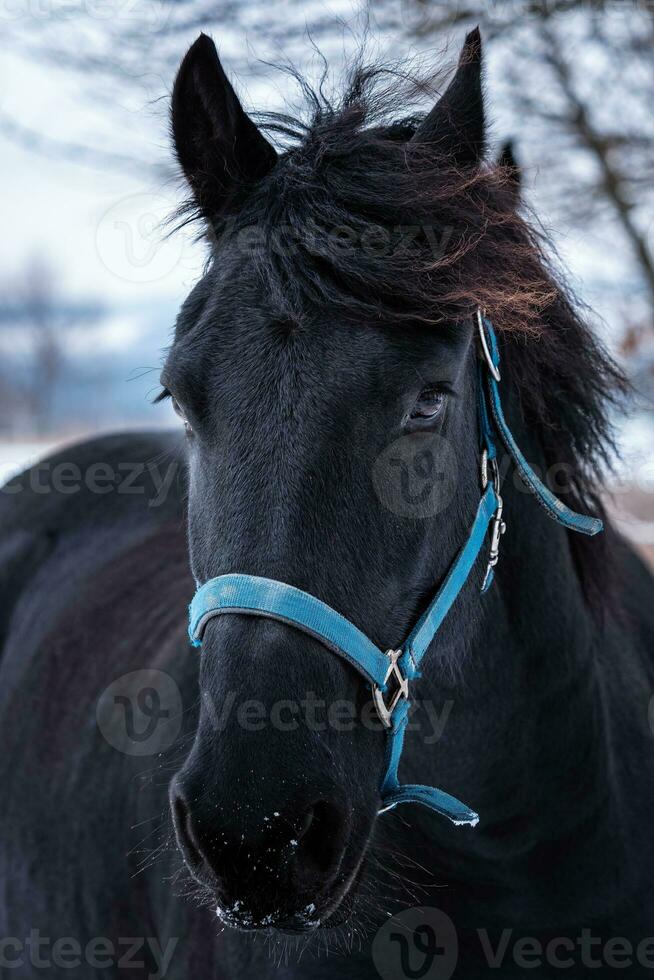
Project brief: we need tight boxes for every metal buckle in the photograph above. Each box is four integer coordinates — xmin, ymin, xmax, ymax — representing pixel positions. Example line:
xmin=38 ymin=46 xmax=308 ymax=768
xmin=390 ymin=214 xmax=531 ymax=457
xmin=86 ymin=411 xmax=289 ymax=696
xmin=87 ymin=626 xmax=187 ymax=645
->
xmin=487 ymin=497 xmax=506 ymax=570
xmin=372 ymin=649 xmax=409 ymax=729
xmin=482 ymin=454 xmax=506 ymax=585
xmin=477 ymin=308 xmax=501 ymax=383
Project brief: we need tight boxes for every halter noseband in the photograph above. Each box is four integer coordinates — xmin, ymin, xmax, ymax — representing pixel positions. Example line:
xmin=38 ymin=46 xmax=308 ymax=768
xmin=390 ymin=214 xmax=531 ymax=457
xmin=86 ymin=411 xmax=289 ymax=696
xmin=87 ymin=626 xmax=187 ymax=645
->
xmin=188 ymin=312 xmax=603 ymax=828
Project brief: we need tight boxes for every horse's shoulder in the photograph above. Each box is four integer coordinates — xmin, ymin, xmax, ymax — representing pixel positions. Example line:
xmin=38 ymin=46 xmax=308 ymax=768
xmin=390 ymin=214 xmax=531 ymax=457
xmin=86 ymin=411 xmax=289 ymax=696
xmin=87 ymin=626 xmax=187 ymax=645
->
xmin=0 ymin=430 xmax=187 ymax=652
xmin=0 ymin=429 xmax=186 ymax=530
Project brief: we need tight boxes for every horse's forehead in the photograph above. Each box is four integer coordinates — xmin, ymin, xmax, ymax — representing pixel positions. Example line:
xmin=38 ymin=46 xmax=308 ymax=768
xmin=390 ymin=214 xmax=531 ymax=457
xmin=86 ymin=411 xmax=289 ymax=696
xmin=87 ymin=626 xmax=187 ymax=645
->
xmin=212 ymin=319 xmax=388 ymax=398
xmin=194 ymin=270 xmax=389 ymax=370
xmin=178 ymin=252 xmax=471 ymax=398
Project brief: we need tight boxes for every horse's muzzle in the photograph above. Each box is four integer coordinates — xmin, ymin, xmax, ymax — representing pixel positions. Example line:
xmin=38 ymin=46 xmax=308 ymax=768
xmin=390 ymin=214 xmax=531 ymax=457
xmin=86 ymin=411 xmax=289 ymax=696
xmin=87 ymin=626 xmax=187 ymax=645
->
xmin=170 ymin=775 xmax=354 ymax=931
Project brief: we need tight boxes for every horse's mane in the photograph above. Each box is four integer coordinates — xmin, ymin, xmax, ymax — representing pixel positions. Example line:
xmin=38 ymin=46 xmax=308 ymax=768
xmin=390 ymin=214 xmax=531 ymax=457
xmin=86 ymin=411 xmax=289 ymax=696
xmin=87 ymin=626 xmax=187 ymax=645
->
xmin=184 ymin=58 xmax=626 ymax=611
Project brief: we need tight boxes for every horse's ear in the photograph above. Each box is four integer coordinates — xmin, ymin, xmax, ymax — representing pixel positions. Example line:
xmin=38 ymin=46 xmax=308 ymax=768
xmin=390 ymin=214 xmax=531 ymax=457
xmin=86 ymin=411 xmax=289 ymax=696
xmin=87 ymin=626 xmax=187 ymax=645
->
xmin=411 ymin=27 xmax=485 ymax=166
xmin=497 ymin=140 xmax=521 ymax=204
xmin=171 ymin=34 xmax=277 ymax=220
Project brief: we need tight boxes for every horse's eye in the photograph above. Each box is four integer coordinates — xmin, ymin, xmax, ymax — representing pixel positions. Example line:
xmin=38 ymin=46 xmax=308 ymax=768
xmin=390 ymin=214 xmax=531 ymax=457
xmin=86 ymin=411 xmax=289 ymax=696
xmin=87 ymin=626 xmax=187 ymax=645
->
xmin=172 ymin=397 xmax=193 ymax=434
xmin=410 ymin=388 xmax=446 ymax=421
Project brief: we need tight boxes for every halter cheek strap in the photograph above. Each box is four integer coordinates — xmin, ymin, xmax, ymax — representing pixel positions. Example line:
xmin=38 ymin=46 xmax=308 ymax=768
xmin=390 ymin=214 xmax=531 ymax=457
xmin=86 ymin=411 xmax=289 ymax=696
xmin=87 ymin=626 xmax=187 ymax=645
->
xmin=188 ymin=313 xmax=603 ymax=828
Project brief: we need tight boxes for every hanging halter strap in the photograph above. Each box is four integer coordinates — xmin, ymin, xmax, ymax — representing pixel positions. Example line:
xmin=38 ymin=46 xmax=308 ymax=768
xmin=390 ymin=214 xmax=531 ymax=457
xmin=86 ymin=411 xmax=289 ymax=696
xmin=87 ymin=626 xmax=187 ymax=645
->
xmin=188 ymin=312 xmax=603 ymax=828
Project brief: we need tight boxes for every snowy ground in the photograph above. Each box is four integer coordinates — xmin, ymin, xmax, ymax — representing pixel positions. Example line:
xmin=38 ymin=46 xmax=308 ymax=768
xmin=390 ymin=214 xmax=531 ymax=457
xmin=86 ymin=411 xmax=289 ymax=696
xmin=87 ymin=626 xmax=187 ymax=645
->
xmin=0 ymin=441 xmax=57 ymax=486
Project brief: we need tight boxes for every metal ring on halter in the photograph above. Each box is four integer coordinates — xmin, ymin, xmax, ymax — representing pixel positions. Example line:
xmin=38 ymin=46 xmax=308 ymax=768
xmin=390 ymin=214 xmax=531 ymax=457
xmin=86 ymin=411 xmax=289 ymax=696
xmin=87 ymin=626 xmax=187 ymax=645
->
xmin=477 ymin=308 xmax=501 ymax=383
xmin=481 ymin=449 xmax=501 ymax=495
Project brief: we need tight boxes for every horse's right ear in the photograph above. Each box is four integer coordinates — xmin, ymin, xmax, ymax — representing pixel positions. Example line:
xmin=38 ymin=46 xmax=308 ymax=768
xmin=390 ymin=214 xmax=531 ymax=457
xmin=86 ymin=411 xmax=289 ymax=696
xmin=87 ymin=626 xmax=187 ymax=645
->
xmin=171 ymin=34 xmax=277 ymax=220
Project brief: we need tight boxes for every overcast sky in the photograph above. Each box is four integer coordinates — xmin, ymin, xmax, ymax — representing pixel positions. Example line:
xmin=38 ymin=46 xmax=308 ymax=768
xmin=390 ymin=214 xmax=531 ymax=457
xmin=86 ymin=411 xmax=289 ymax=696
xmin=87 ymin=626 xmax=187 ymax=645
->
xmin=0 ymin=11 xmax=648 ymax=340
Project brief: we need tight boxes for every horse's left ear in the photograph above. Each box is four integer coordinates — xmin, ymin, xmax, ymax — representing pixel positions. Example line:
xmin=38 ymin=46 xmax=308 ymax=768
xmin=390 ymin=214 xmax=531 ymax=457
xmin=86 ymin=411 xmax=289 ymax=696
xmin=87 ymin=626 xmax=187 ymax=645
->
xmin=412 ymin=27 xmax=485 ymax=166
xmin=171 ymin=34 xmax=278 ymax=220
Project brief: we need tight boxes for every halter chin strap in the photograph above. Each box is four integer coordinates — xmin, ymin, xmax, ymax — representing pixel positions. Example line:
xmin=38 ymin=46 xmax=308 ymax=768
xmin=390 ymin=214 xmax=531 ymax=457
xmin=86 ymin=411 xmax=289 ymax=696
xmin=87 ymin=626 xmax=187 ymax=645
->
xmin=188 ymin=312 xmax=603 ymax=828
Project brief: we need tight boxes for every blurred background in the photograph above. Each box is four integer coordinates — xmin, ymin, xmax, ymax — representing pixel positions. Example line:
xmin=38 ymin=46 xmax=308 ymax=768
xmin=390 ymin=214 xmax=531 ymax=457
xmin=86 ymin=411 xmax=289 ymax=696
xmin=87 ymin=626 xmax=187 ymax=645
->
xmin=1 ymin=0 xmax=652 ymax=559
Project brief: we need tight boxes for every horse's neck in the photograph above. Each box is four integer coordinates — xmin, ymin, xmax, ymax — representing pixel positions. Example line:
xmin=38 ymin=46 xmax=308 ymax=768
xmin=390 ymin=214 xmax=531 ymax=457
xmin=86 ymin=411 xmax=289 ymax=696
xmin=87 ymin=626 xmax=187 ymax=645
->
xmin=464 ymin=485 xmax=603 ymax=823
xmin=400 ymin=441 xmax=623 ymax=920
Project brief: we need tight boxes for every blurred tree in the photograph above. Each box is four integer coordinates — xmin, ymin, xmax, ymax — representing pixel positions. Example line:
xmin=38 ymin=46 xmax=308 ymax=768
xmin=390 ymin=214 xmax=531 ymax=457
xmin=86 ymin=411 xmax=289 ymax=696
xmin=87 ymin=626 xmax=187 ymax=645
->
xmin=374 ymin=2 xmax=654 ymax=318
xmin=21 ymin=257 xmax=64 ymax=434
xmin=3 ymin=0 xmax=653 ymax=329
xmin=0 ymin=374 xmax=26 ymax=436
xmin=0 ymin=257 xmax=104 ymax=435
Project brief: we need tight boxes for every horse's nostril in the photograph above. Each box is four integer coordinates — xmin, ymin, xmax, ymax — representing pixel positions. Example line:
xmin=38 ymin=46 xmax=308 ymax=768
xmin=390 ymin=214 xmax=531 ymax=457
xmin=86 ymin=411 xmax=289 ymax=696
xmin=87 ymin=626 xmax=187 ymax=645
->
xmin=171 ymin=787 xmax=206 ymax=872
xmin=297 ymin=806 xmax=315 ymax=841
xmin=295 ymin=800 xmax=346 ymax=879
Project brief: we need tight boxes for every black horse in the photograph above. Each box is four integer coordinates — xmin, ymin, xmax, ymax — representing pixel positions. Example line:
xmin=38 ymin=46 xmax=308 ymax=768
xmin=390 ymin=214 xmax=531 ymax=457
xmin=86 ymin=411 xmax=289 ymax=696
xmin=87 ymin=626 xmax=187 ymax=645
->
xmin=2 ymin=29 xmax=654 ymax=979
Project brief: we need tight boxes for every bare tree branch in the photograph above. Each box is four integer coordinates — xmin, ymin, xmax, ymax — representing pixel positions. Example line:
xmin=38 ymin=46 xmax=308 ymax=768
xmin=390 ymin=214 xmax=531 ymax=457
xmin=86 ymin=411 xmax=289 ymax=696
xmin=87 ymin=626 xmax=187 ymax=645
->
xmin=539 ymin=21 xmax=654 ymax=311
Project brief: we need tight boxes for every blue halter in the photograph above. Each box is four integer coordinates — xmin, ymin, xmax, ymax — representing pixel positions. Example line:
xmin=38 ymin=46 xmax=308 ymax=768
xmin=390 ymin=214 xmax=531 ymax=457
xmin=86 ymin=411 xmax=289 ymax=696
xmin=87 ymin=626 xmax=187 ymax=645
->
xmin=188 ymin=312 xmax=603 ymax=828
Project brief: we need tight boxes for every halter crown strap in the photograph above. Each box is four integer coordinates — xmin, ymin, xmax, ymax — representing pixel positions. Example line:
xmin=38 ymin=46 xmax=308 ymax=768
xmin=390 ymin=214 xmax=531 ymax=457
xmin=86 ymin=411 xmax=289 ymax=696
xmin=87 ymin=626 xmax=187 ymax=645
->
xmin=188 ymin=312 xmax=603 ymax=830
